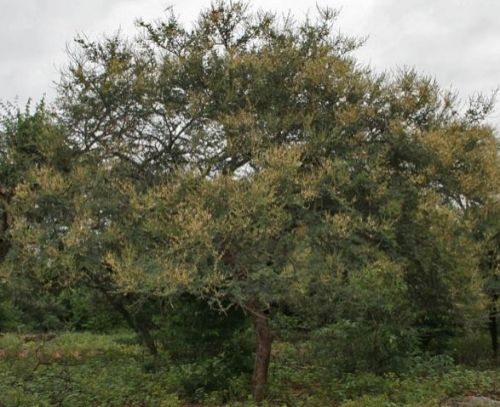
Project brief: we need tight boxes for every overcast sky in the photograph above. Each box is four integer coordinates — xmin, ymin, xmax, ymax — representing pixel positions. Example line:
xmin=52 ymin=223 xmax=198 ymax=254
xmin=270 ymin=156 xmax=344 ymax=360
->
xmin=1 ymin=0 xmax=499 ymax=129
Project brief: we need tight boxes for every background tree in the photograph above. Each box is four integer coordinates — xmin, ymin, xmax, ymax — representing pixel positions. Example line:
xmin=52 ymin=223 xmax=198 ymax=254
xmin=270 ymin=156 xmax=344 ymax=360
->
xmin=475 ymin=199 xmax=500 ymax=357
xmin=0 ymin=103 xmax=77 ymax=331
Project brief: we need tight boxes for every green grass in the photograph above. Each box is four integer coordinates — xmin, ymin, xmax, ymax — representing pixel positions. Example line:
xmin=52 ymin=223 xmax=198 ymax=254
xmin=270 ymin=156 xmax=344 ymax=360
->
xmin=0 ymin=332 xmax=181 ymax=407
xmin=0 ymin=332 xmax=499 ymax=406
xmin=263 ymin=342 xmax=500 ymax=407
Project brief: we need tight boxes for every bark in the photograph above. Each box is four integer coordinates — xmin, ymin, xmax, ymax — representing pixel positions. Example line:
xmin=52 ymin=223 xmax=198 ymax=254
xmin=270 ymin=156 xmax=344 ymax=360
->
xmin=247 ymin=301 xmax=272 ymax=403
xmin=489 ymin=295 xmax=498 ymax=359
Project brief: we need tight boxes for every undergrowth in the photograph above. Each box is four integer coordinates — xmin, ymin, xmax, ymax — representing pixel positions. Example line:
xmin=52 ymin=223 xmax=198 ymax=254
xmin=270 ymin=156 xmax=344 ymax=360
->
xmin=0 ymin=332 xmax=498 ymax=406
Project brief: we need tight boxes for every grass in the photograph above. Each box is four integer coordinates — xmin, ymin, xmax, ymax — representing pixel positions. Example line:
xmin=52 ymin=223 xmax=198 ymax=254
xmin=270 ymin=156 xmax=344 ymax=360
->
xmin=0 ymin=332 xmax=181 ymax=407
xmin=0 ymin=332 xmax=499 ymax=406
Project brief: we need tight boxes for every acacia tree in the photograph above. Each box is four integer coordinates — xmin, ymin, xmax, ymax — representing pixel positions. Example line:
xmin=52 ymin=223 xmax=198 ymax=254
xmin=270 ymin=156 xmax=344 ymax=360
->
xmin=49 ymin=3 xmax=378 ymax=399
xmin=48 ymin=4 xmax=370 ymax=399
xmin=4 ymin=1 xmax=500 ymax=401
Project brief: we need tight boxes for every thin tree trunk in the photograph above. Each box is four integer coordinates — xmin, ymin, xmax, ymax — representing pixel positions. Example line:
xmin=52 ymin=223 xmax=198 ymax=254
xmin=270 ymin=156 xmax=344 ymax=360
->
xmin=247 ymin=301 xmax=272 ymax=403
xmin=489 ymin=295 xmax=498 ymax=359
xmin=135 ymin=315 xmax=158 ymax=356
xmin=109 ymin=296 xmax=158 ymax=355
xmin=95 ymin=269 xmax=159 ymax=356
xmin=0 ymin=189 xmax=12 ymax=262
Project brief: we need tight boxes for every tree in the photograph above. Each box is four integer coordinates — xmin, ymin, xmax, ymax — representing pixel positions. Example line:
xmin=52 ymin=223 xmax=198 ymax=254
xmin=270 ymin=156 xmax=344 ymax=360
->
xmin=49 ymin=3 xmax=371 ymax=399
xmin=475 ymin=199 xmax=500 ymax=358
xmin=0 ymin=102 xmax=75 ymax=330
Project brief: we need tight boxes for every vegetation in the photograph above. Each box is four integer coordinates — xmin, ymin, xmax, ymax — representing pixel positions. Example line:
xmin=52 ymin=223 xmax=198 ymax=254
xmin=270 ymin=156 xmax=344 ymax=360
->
xmin=0 ymin=1 xmax=499 ymax=405
xmin=0 ymin=332 xmax=499 ymax=406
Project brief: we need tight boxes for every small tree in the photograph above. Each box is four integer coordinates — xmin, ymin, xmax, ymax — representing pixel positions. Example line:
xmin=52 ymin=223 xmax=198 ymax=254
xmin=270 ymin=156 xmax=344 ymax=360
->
xmin=0 ymin=103 xmax=74 ymax=330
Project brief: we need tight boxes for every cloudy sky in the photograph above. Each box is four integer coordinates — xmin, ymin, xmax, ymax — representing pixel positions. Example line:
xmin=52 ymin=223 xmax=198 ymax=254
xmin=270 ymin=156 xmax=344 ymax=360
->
xmin=1 ymin=0 xmax=499 ymax=129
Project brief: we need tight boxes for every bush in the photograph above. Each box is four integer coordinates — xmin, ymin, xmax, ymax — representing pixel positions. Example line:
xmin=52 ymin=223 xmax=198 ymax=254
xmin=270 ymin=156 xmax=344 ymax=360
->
xmin=156 ymin=296 xmax=254 ymax=402
xmin=310 ymin=262 xmax=419 ymax=375
xmin=446 ymin=332 xmax=494 ymax=365
xmin=312 ymin=320 xmax=418 ymax=375
xmin=0 ymin=299 xmax=22 ymax=331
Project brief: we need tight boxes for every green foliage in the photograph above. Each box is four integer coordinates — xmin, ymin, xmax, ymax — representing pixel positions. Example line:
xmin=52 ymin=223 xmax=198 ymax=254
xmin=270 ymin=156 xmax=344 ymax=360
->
xmin=0 ymin=333 xmax=182 ymax=407
xmin=446 ymin=333 xmax=495 ymax=366
xmin=156 ymin=296 xmax=254 ymax=402
xmin=0 ymin=295 xmax=22 ymax=331
xmin=0 ymin=281 xmax=125 ymax=333
xmin=308 ymin=263 xmax=418 ymax=373
xmin=312 ymin=320 xmax=418 ymax=375
xmin=60 ymin=289 xmax=127 ymax=332
xmin=264 ymin=342 xmax=500 ymax=406
xmin=0 ymin=0 xmax=499 ymax=402
xmin=1 ymin=332 xmax=499 ymax=406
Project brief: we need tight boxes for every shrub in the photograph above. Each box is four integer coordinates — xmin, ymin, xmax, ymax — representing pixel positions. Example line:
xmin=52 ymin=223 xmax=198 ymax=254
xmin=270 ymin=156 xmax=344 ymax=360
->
xmin=156 ymin=296 xmax=254 ymax=402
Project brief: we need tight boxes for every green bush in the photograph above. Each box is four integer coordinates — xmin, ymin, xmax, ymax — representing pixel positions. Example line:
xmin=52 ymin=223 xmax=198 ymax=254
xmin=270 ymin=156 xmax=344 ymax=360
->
xmin=310 ymin=262 xmax=419 ymax=375
xmin=446 ymin=332 xmax=494 ymax=365
xmin=0 ymin=332 xmax=182 ymax=407
xmin=0 ymin=298 xmax=22 ymax=331
xmin=312 ymin=320 xmax=418 ymax=374
xmin=156 ymin=296 xmax=254 ymax=402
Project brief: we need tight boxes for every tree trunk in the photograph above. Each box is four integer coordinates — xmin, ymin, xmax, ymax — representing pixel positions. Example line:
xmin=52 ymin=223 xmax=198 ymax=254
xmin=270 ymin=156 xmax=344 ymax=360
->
xmin=109 ymin=297 xmax=158 ymax=355
xmin=135 ymin=315 xmax=158 ymax=356
xmin=247 ymin=303 xmax=272 ymax=403
xmin=489 ymin=295 xmax=498 ymax=359
xmin=0 ymin=189 xmax=12 ymax=262
xmin=95 ymin=269 xmax=159 ymax=356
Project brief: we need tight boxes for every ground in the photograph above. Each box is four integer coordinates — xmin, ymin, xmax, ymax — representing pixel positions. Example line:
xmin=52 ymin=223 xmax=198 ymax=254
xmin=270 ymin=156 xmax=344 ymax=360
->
xmin=0 ymin=332 xmax=499 ymax=406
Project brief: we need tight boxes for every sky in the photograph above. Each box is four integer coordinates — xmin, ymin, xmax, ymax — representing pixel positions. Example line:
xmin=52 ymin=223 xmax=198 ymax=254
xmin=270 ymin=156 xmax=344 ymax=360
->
xmin=1 ymin=0 xmax=499 ymax=129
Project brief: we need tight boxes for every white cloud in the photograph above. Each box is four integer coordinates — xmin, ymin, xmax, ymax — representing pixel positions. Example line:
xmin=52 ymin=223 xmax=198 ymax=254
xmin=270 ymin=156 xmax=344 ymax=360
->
xmin=1 ymin=0 xmax=498 ymax=129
